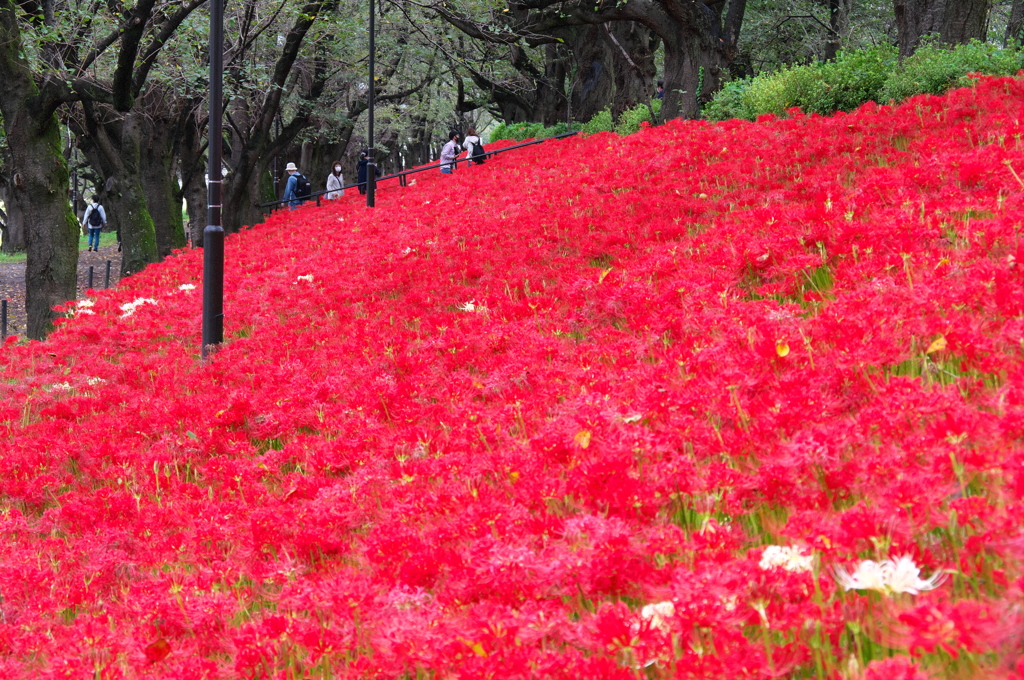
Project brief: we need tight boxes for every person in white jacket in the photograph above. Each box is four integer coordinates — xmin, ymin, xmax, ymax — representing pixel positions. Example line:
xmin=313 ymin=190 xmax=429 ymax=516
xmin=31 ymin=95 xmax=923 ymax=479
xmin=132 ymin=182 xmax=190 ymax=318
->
xmin=326 ymin=161 xmax=344 ymax=199
xmin=464 ymin=128 xmax=483 ymax=166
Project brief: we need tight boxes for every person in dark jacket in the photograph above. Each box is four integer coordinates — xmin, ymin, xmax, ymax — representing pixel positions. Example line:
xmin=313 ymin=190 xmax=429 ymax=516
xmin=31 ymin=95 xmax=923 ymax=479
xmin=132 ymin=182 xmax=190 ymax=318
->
xmin=356 ymin=151 xmax=381 ymax=195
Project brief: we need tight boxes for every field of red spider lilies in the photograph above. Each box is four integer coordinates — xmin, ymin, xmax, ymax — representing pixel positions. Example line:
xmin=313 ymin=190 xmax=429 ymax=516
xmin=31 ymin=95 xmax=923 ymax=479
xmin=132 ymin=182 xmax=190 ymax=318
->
xmin=4 ymin=76 xmax=1024 ymax=679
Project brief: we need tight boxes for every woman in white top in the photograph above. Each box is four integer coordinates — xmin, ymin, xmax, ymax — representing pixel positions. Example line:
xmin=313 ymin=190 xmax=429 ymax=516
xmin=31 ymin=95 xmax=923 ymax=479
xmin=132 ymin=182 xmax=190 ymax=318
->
xmin=326 ymin=160 xmax=344 ymax=199
xmin=464 ymin=128 xmax=482 ymax=166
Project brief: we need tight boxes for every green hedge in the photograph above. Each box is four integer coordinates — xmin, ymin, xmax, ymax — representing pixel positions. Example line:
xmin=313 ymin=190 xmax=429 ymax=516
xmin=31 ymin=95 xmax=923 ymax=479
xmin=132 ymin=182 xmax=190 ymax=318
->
xmin=879 ymin=40 xmax=1024 ymax=102
xmin=705 ymin=44 xmax=897 ymax=121
xmin=578 ymin=99 xmax=662 ymax=137
xmin=489 ymin=99 xmax=662 ymax=142
xmin=705 ymin=41 xmax=1024 ymax=122
xmin=489 ymin=121 xmax=569 ymax=143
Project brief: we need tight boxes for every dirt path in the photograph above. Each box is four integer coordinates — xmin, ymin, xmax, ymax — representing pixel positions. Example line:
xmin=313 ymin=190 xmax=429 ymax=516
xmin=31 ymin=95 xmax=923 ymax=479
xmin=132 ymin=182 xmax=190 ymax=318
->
xmin=0 ymin=245 xmax=123 ymax=336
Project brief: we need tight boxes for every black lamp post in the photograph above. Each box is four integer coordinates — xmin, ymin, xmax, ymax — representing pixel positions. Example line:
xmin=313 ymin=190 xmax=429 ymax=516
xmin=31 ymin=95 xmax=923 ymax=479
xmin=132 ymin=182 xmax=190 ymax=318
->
xmin=365 ymin=0 xmax=376 ymax=207
xmin=202 ymin=0 xmax=225 ymax=357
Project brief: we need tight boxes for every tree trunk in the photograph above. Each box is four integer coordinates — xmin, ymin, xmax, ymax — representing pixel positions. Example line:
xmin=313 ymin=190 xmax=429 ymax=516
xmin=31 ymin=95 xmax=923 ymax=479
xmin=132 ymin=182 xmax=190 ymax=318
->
xmin=0 ymin=180 xmax=27 ymax=253
xmin=661 ymin=27 xmax=723 ymax=121
xmin=183 ymin=171 xmax=207 ymax=248
xmin=221 ymin=98 xmax=275 ymax=231
xmin=824 ymin=0 xmax=850 ymax=61
xmin=894 ymin=0 xmax=991 ymax=58
xmin=174 ymin=105 xmax=207 ymax=247
xmin=223 ymin=150 xmax=274 ymax=233
xmin=0 ymin=0 xmax=79 ymax=339
xmin=138 ymin=110 xmax=186 ymax=259
xmin=1006 ymin=0 xmax=1024 ymax=45
xmin=405 ymin=115 xmax=432 ymax=167
xmin=568 ymin=22 xmax=657 ymax=121
xmin=75 ymin=107 xmax=160 ymax=277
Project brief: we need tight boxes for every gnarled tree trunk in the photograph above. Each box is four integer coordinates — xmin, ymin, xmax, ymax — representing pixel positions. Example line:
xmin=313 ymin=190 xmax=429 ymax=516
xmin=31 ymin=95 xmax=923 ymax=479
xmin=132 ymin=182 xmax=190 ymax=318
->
xmin=75 ymin=105 xmax=159 ymax=277
xmin=1006 ymin=0 xmax=1024 ymax=45
xmin=567 ymin=22 xmax=657 ymax=121
xmin=138 ymin=107 xmax=186 ymax=259
xmin=0 ymin=179 xmax=27 ymax=253
xmin=894 ymin=0 xmax=991 ymax=58
xmin=0 ymin=0 xmax=79 ymax=338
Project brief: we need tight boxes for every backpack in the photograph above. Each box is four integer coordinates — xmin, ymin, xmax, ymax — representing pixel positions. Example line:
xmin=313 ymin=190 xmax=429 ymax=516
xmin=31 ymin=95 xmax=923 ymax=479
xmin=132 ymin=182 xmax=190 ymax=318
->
xmin=293 ymin=173 xmax=311 ymax=200
xmin=471 ymin=140 xmax=486 ymax=164
xmin=88 ymin=205 xmax=103 ymax=227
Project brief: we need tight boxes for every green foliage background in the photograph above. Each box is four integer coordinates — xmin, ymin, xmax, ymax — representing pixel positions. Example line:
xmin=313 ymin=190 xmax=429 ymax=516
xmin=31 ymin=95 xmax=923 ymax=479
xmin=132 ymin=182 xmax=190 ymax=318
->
xmin=705 ymin=42 xmax=1024 ymax=122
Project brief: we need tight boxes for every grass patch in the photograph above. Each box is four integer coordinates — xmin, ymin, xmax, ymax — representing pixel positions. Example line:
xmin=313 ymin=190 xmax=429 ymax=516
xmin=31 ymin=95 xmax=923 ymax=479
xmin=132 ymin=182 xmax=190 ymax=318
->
xmin=0 ymin=232 xmax=119 ymax=263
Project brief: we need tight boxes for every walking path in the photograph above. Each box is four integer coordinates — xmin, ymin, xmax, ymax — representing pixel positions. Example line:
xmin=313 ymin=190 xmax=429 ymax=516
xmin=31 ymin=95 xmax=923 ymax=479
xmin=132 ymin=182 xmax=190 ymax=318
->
xmin=0 ymin=245 xmax=122 ymax=336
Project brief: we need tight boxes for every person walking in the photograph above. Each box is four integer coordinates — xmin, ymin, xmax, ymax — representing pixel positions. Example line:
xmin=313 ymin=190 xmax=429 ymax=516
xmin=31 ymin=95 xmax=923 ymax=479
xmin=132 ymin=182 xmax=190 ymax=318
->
xmin=282 ymin=162 xmax=309 ymax=208
xmin=81 ymin=195 xmax=106 ymax=252
xmin=356 ymin=151 xmax=381 ymax=195
xmin=440 ymin=132 xmax=461 ymax=174
xmin=464 ymin=128 xmax=484 ymax=166
xmin=326 ymin=161 xmax=344 ymax=199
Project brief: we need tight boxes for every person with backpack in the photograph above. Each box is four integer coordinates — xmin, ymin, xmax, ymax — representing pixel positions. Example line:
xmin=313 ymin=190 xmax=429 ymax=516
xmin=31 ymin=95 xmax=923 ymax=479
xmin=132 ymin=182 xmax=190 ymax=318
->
xmin=81 ymin=195 xmax=106 ymax=252
xmin=283 ymin=162 xmax=311 ymax=208
xmin=464 ymin=128 xmax=486 ymax=166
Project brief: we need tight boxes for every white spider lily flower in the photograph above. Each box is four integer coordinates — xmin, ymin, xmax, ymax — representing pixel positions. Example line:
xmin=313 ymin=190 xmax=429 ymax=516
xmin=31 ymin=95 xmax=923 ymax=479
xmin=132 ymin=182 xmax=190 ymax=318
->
xmin=887 ymin=555 xmax=947 ymax=594
xmin=294 ymin=274 xmax=314 ymax=284
xmin=639 ymin=601 xmax=675 ymax=633
xmin=178 ymin=283 xmax=196 ymax=291
xmin=76 ymin=299 xmax=95 ymax=308
xmin=119 ymin=297 xmax=158 ymax=318
xmin=759 ymin=545 xmax=814 ymax=573
xmin=457 ymin=300 xmax=487 ymax=313
xmin=834 ymin=556 xmax=945 ymax=595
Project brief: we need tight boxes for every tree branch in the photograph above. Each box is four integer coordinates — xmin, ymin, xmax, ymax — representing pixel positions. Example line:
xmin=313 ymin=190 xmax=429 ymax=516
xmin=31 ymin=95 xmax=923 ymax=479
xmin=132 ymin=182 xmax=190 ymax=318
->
xmin=131 ymin=0 xmax=209 ymax=98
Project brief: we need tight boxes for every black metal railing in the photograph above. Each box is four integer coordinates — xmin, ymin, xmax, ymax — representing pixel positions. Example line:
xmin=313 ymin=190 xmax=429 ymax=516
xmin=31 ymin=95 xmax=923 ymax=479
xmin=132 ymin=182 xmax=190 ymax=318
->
xmin=260 ymin=131 xmax=579 ymax=210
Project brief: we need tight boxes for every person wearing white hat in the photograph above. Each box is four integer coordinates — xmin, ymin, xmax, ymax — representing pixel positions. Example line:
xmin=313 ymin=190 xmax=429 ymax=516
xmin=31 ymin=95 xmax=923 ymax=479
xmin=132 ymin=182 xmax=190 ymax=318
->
xmin=282 ymin=162 xmax=310 ymax=208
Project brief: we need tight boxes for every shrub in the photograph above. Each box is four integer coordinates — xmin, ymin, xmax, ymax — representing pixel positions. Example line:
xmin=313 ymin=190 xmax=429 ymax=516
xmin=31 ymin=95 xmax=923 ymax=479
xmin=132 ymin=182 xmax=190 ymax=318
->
xmin=614 ymin=101 xmax=659 ymax=136
xmin=818 ymin=44 xmax=898 ymax=111
xmin=704 ymin=78 xmax=756 ymax=122
xmin=743 ymin=63 xmax=833 ymax=117
xmin=489 ymin=121 xmax=567 ymax=143
xmin=880 ymin=40 xmax=1024 ymax=102
xmin=580 ymin=108 xmax=614 ymax=135
xmin=488 ymin=122 xmax=508 ymax=144
xmin=734 ymin=44 xmax=898 ymax=119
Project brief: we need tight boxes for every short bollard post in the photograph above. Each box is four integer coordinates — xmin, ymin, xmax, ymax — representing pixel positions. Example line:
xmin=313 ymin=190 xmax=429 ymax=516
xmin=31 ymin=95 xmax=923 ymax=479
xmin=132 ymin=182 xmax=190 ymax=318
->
xmin=105 ymin=261 xmax=111 ymax=289
xmin=1 ymin=299 xmax=6 ymax=339
xmin=88 ymin=265 xmax=94 ymax=289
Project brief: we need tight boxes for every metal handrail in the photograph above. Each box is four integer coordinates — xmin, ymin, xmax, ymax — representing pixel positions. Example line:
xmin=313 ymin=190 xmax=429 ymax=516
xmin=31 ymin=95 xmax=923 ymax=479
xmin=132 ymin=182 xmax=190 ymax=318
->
xmin=259 ymin=130 xmax=579 ymax=209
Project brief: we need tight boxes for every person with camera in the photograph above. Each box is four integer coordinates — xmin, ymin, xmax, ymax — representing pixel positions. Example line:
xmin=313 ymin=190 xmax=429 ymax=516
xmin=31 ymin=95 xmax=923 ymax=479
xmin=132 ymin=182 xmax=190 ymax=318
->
xmin=440 ymin=132 xmax=461 ymax=174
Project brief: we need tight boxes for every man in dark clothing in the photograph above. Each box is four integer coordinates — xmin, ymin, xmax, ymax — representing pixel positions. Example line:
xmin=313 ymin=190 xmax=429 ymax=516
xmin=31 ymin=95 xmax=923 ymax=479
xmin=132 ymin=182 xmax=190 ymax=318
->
xmin=356 ymin=151 xmax=381 ymax=195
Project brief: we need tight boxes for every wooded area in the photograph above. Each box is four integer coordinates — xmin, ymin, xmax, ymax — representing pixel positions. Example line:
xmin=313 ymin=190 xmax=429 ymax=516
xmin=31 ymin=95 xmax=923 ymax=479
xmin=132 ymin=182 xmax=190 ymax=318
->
xmin=0 ymin=0 xmax=1022 ymax=337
